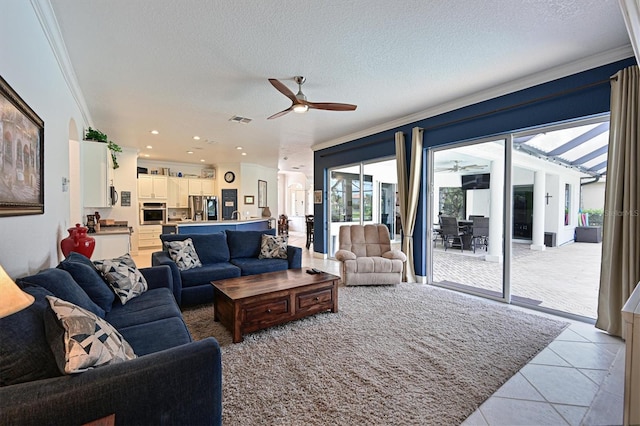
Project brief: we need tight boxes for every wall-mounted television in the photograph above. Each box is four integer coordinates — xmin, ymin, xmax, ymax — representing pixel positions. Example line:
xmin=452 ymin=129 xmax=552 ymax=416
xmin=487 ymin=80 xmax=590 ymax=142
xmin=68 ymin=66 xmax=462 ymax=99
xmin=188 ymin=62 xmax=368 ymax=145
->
xmin=461 ymin=173 xmax=490 ymax=190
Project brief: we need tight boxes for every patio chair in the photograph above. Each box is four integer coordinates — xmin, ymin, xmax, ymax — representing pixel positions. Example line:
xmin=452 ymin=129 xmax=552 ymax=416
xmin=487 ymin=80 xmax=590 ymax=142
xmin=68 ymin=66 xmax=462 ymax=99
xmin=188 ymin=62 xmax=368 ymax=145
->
xmin=440 ymin=216 xmax=464 ymax=252
xmin=335 ymin=224 xmax=406 ymax=286
xmin=471 ymin=217 xmax=489 ymax=253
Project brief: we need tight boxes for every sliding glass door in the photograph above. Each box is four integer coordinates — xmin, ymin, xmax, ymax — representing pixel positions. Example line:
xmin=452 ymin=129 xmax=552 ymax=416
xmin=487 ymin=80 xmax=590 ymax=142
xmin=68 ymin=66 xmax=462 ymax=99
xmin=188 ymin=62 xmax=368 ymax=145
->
xmin=428 ymin=138 xmax=509 ymax=301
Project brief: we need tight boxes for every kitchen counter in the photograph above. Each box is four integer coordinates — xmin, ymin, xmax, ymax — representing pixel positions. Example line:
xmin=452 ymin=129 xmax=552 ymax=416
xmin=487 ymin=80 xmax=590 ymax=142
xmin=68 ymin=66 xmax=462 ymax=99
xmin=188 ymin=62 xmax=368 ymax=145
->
xmin=92 ymin=227 xmax=132 ymax=235
xmin=171 ymin=218 xmax=270 ymax=234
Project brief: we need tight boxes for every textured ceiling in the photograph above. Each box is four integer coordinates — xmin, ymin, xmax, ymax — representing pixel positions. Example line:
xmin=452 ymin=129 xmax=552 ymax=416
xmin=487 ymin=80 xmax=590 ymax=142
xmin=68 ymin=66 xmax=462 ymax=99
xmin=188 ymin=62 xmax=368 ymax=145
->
xmin=48 ymin=0 xmax=632 ymax=178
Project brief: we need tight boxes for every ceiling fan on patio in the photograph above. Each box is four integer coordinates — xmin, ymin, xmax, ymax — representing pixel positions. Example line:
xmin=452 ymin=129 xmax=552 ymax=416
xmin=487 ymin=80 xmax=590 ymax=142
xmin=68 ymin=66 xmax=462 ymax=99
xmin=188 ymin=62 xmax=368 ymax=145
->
xmin=267 ymin=76 xmax=357 ymax=120
xmin=435 ymin=160 xmax=484 ymax=173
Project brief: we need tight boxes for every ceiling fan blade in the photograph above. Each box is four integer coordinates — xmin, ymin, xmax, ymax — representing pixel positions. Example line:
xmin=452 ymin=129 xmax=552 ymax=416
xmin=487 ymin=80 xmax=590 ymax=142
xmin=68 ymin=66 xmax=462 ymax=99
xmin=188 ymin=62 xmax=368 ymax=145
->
xmin=268 ymin=78 xmax=298 ymax=103
xmin=267 ymin=106 xmax=293 ymax=120
xmin=307 ymin=102 xmax=357 ymax=111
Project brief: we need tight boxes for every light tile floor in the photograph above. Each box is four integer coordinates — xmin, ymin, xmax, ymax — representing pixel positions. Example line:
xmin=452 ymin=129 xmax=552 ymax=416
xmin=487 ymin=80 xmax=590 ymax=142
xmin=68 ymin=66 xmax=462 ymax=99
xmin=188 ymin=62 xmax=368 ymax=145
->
xmin=133 ymin=232 xmax=624 ymax=426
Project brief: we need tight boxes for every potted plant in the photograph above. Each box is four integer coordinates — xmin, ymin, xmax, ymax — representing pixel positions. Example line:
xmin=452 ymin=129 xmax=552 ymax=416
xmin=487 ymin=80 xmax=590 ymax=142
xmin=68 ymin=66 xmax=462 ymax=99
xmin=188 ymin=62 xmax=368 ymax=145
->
xmin=84 ymin=127 xmax=122 ymax=169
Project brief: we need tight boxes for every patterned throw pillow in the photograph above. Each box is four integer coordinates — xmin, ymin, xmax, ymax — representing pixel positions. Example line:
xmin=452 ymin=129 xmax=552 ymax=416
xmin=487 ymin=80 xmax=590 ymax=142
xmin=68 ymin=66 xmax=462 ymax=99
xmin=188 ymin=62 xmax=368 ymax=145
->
xmin=164 ymin=238 xmax=203 ymax=270
xmin=93 ymin=254 xmax=148 ymax=304
xmin=258 ymin=234 xmax=288 ymax=259
xmin=44 ymin=296 xmax=136 ymax=374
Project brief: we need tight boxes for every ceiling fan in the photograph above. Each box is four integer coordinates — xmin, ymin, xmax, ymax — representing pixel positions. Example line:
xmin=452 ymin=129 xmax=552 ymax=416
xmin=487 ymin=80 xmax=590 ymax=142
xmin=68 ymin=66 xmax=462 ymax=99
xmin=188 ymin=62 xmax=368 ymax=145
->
xmin=435 ymin=160 xmax=484 ymax=173
xmin=267 ymin=76 xmax=357 ymax=120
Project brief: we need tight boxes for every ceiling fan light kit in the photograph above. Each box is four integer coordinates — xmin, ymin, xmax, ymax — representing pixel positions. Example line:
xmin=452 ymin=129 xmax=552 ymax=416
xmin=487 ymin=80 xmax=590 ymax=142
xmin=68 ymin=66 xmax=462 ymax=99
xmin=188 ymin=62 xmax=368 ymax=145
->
xmin=267 ymin=76 xmax=357 ymax=119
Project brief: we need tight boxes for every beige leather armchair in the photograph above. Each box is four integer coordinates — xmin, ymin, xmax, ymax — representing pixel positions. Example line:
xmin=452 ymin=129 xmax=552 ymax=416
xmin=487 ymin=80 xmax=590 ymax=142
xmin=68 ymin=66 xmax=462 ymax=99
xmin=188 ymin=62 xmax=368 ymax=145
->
xmin=335 ymin=224 xmax=406 ymax=286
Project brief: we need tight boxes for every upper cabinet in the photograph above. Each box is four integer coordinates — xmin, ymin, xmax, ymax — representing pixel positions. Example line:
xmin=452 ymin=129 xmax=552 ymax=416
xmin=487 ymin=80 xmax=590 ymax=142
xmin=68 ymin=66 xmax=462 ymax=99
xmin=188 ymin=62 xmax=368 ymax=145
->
xmin=167 ymin=177 xmax=189 ymax=208
xmin=82 ymin=141 xmax=114 ymax=208
xmin=138 ymin=175 xmax=168 ymax=199
xmin=188 ymin=178 xmax=215 ymax=196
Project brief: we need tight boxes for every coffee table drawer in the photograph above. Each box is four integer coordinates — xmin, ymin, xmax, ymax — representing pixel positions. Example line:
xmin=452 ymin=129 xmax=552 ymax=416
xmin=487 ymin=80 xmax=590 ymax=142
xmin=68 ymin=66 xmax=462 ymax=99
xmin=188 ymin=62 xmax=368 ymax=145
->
xmin=242 ymin=297 xmax=290 ymax=327
xmin=297 ymin=286 xmax=333 ymax=313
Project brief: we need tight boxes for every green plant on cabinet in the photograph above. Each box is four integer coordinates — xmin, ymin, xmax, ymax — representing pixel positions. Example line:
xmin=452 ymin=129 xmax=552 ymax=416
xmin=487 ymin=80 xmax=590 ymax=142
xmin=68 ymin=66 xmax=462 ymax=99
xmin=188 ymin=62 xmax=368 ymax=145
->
xmin=84 ymin=127 xmax=122 ymax=169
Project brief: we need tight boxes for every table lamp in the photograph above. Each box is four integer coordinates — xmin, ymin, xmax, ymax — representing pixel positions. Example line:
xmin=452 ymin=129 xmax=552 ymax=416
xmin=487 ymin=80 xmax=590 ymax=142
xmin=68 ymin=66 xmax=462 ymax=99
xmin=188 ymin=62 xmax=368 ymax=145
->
xmin=0 ymin=264 xmax=34 ymax=318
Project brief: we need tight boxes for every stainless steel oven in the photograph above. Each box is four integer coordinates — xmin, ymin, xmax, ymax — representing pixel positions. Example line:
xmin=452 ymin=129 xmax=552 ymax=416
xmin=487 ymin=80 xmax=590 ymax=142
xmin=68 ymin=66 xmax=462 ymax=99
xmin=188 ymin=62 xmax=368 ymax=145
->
xmin=140 ymin=202 xmax=166 ymax=225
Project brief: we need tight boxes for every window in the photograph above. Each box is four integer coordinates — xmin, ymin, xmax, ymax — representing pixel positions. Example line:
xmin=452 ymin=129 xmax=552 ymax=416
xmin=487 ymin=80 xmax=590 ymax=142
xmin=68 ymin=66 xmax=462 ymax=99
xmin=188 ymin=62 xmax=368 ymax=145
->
xmin=330 ymin=171 xmax=373 ymax=222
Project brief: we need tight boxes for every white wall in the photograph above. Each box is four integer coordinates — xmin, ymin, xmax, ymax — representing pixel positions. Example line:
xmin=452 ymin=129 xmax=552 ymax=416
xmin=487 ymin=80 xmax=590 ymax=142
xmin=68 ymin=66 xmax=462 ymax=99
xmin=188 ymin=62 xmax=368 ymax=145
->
xmin=0 ymin=2 xmax=86 ymax=277
xmin=582 ymin=181 xmax=606 ymax=210
xmin=240 ymin=163 xmax=278 ymax=218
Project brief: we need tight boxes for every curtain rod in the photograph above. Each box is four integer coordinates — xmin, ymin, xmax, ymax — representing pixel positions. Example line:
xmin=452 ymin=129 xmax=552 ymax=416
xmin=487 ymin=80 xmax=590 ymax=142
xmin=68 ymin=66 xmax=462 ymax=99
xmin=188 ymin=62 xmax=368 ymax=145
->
xmin=319 ymin=76 xmax=614 ymax=158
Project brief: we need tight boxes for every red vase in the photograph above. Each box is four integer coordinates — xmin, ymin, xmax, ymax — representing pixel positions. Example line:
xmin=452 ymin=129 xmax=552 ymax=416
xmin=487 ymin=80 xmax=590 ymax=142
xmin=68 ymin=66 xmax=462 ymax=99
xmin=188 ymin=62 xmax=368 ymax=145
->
xmin=61 ymin=223 xmax=96 ymax=259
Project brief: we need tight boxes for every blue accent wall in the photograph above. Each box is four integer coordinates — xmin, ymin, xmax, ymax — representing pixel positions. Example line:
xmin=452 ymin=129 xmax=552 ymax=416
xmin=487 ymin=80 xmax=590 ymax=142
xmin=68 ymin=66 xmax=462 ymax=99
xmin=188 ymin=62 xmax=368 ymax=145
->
xmin=314 ymin=57 xmax=636 ymax=276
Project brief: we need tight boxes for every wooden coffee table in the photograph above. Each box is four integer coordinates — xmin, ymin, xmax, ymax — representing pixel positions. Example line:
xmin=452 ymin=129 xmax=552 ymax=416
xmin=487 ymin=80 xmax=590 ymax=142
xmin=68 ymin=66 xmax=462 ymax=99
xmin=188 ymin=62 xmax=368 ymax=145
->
xmin=212 ymin=269 xmax=339 ymax=343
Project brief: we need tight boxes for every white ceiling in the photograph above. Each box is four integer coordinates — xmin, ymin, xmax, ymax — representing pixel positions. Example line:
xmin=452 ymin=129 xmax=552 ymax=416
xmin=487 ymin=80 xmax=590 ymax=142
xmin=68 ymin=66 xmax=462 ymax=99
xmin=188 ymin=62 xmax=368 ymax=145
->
xmin=47 ymin=0 xmax=633 ymax=179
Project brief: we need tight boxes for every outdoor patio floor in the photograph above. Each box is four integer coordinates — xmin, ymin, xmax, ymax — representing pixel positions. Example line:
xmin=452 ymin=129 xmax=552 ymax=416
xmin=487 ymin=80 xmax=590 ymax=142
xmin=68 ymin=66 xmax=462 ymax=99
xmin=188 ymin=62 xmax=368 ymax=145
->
xmin=433 ymin=240 xmax=602 ymax=319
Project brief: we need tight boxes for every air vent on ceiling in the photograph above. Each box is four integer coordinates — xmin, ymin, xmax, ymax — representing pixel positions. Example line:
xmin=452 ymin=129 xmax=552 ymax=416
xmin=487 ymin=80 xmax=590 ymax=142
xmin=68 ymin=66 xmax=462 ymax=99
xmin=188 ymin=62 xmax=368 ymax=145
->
xmin=229 ymin=115 xmax=252 ymax=124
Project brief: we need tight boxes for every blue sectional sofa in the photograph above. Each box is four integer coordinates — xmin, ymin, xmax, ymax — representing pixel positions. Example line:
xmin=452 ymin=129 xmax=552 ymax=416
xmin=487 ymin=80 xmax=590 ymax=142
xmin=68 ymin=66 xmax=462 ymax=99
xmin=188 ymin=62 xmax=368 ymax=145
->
xmin=152 ymin=229 xmax=302 ymax=306
xmin=0 ymin=254 xmax=222 ymax=425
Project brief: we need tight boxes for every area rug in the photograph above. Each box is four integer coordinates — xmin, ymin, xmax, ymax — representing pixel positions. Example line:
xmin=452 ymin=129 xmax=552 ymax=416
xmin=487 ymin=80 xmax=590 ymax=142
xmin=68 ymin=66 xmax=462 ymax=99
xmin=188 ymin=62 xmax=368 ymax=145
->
xmin=182 ymin=283 xmax=568 ymax=425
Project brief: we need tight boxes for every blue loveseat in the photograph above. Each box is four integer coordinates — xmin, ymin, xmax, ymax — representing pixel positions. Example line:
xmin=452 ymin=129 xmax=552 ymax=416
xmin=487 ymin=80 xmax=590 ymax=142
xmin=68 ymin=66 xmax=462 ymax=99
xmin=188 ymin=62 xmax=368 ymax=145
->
xmin=152 ymin=229 xmax=302 ymax=306
xmin=0 ymin=253 xmax=222 ymax=426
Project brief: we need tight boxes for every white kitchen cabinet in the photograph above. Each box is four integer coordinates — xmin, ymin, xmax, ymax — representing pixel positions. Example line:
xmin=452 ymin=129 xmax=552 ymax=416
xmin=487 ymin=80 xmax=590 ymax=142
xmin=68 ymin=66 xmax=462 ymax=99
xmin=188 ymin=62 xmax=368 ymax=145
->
xmin=92 ymin=233 xmax=131 ymax=260
xmin=137 ymin=225 xmax=163 ymax=249
xmin=167 ymin=177 xmax=189 ymax=208
xmin=138 ymin=175 xmax=168 ymax=199
xmin=81 ymin=141 xmax=114 ymax=208
xmin=188 ymin=178 xmax=215 ymax=196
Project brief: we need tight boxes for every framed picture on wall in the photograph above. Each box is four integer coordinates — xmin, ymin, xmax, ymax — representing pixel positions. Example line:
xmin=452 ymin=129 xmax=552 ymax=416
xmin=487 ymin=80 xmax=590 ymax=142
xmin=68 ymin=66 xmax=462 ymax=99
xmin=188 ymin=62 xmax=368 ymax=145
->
xmin=0 ymin=76 xmax=45 ymax=217
xmin=258 ymin=180 xmax=267 ymax=207
xmin=244 ymin=195 xmax=254 ymax=204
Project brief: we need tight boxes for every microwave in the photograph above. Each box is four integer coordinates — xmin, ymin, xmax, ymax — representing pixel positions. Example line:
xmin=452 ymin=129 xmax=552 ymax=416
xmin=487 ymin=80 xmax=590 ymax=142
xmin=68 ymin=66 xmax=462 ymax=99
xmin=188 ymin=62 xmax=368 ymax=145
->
xmin=140 ymin=202 xmax=166 ymax=225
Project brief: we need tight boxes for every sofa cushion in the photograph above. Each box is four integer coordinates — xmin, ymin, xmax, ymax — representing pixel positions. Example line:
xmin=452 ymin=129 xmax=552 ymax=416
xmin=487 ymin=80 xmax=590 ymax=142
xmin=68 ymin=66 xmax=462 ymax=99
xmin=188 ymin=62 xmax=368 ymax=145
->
xmin=0 ymin=286 xmax=61 ymax=386
xmin=118 ymin=317 xmax=192 ymax=356
xmin=230 ymin=257 xmax=289 ymax=276
xmin=44 ymin=296 xmax=136 ymax=374
xmin=120 ymin=317 xmax=192 ymax=356
xmin=161 ymin=232 xmax=230 ymax=264
xmin=164 ymin=238 xmax=202 ymax=271
xmin=93 ymin=253 xmax=148 ymax=304
xmin=180 ymin=263 xmax=240 ymax=288
xmin=105 ymin=288 xmax=182 ymax=329
xmin=227 ymin=229 xmax=276 ymax=259
xmin=17 ymin=268 xmax=105 ymax=318
xmin=58 ymin=256 xmax=115 ymax=313
xmin=258 ymin=234 xmax=288 ymax=259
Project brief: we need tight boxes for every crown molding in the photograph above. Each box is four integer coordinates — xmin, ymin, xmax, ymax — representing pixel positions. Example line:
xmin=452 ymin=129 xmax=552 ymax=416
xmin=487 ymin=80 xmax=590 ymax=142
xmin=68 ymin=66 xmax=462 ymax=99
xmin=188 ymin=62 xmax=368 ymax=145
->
xmin=619 ymin=0 xmax=640 ymax=61
xmin=313 ymin=45 xmax=634 ymax=152
xmin=30 ymin=0 xmax=93 ymax=127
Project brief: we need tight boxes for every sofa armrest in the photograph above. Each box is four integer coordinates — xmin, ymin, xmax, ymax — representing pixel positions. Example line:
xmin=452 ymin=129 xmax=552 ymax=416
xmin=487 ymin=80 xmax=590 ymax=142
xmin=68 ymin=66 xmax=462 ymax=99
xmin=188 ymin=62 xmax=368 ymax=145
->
xmin=382 ymin=250 xmax=407 ymax=262
xmin=287 ymin=245 xmax=302 ymax=269
xmin=139 ymin=265 xmax=173 ymax=292
xmin=151 ymin=251 xmax=182 ymax=305
xmin=335 ymin=250 xmax=356 ymax=261
xmin=0 ymin=338 xmax=222 ymax=426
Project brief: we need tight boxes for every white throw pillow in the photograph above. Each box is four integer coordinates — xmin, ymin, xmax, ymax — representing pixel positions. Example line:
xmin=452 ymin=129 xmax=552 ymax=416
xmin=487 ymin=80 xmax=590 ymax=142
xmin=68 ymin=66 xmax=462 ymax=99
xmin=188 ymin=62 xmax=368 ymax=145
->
xmin=93 ymin=253 xmax=148 ymax=304
xmin=45 ymin=296 xmax=136 ymax=374
xmin=258 ymin=234 xmax=288 ymax=259
xmin=164 ymin=238 xmax=203 ymax=270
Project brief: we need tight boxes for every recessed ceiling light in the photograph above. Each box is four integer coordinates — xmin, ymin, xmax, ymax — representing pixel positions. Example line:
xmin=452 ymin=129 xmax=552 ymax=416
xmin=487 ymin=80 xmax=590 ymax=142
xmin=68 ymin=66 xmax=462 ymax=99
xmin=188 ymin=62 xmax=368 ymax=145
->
xmin=187 ymin=151 xmax=194 ymax=154
xmin=200 ymin=159 xmax=205 ymax=162
xmin=241 ymin=152 xmax=247 ymax=156
xmin=236 ymin=146 xmax=243 ymax=150
xmin=146 ymin=145 xmax=153 ymax=149
xmin=144 ymin=154 xmax=150 ymax=157
xmin=193 ymin=136 xmax=200 ymax=140
xmin=150 ymin=130 xmax=159 ymax=135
